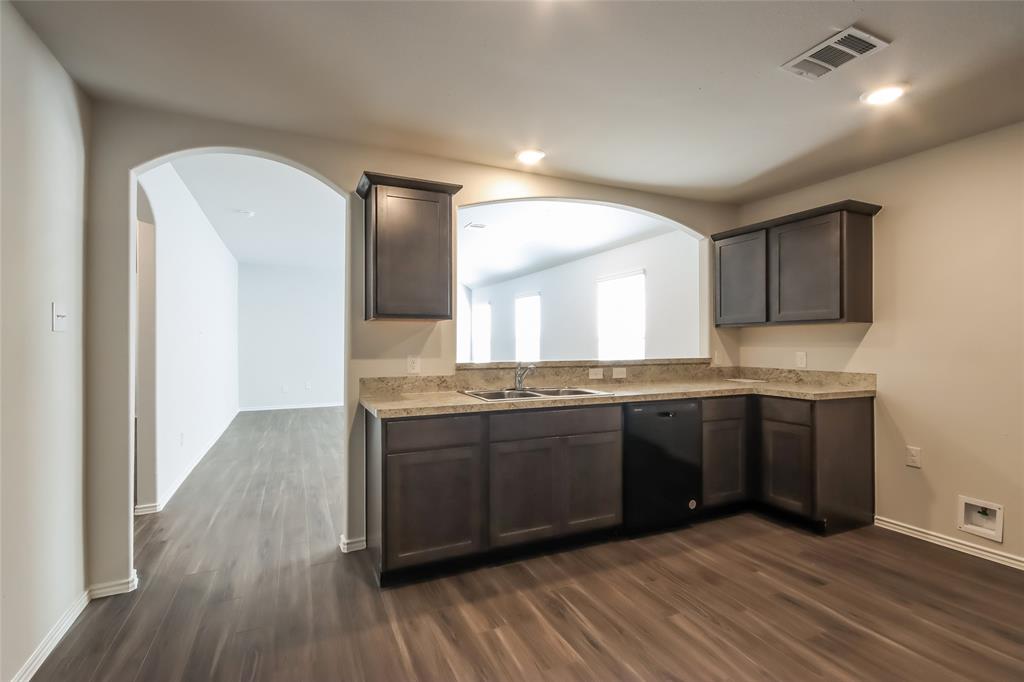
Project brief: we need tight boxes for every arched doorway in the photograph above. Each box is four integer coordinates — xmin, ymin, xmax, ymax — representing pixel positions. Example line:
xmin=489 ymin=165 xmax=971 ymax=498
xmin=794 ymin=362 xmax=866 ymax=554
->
xmin=128 ymin=148 xmax=349 ymax=582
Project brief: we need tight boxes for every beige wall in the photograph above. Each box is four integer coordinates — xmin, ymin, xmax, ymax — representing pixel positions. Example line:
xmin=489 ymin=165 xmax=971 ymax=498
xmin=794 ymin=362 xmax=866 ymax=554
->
xmin=1 ymin=2 xmax=91 ymax=679
xmin=738 ymin=123 xmax=1024 ymax=559
xmin=85 ymin=100 xmax=740 ymax=588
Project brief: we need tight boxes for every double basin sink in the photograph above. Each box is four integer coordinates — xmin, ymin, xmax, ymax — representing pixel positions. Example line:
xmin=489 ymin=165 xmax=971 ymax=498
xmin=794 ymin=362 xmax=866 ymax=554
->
xmin=462 ymin=387 xmax=612 ymax=402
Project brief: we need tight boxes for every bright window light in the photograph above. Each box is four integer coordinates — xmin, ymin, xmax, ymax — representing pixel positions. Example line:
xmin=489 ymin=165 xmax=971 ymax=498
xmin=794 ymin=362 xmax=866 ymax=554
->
xmin=597 ymin=272 xmax=645 ymax=360
xmin=515 ymin=294 xmax=541 ymax=362
xmin=471 ymin=303 xmax=492 ymax=363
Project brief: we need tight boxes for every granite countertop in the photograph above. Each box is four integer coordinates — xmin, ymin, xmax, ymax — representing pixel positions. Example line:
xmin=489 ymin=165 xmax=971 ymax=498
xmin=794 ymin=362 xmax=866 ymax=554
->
xmin=360 ymin=379 xmax=876 ymax=419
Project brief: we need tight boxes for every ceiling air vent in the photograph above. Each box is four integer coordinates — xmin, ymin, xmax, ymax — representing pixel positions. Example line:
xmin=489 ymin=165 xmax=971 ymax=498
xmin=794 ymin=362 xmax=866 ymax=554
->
xmin=782 ymin=26 xmax=890 ymax=80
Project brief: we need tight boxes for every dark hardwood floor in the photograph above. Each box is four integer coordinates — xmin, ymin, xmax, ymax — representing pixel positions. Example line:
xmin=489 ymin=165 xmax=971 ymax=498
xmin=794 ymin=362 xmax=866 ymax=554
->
xmin=36 ymin=408 xmax=1024 ymax=681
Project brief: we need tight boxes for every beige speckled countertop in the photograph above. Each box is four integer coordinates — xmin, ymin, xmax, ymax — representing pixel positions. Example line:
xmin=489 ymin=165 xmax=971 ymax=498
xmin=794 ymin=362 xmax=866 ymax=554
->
xmin=360 ymin=379 xmax=875 ymax=419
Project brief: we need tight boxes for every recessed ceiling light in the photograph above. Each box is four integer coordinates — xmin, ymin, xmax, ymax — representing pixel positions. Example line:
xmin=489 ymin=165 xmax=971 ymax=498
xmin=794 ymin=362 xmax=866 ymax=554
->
xmin=515 ymin=149 xmax=546 ymax=165
xmin=860 ymin=84 xmax=907 ymax=106
xmin=233 ymin=209 xmax=256 ymax=217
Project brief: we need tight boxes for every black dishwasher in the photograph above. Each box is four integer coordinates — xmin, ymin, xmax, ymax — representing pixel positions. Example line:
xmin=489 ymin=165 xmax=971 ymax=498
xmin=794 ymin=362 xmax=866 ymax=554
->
xmin=623 ymin=400 xmax=702 ymax=532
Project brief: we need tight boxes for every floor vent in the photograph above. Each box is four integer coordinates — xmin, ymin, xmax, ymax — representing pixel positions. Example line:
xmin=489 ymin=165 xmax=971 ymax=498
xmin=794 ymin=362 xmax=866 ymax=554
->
xmin=782 ymin=26 xmax=890 ymax=80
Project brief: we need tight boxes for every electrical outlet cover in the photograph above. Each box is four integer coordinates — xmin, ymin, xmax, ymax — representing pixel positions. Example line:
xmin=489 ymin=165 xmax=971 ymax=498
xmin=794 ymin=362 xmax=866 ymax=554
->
xmin=612 ymin=367 xmax=627 ymax=379
xmin=795 ymin=351 xmax=807 ymax=368
xmin=588 ymin=368 xmax=604 ymax=380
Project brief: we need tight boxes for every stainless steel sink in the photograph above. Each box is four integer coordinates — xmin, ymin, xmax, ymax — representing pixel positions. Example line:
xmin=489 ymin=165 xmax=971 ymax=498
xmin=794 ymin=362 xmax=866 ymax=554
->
xmin=528 ymin=387 xmax=610 ymax=397
xmin=462 ymin=387 xmax=611 ymax=402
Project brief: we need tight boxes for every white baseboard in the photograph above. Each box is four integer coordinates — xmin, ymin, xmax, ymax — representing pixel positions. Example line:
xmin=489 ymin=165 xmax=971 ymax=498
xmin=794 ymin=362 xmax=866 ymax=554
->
xmin=11 ymin=590 xmax=90 ymax=682
xmin=134 ymin=502 xmax=164 ymax=515
xmin=89 ymin=568 xmax=139 ymax=599
xmin=339 ymin=534 xmax=366 ymax=553
xmin=240 ymin=402 xmax=343 ymax=412
xmin=875 ymin=516 xmax=1023 ymax=571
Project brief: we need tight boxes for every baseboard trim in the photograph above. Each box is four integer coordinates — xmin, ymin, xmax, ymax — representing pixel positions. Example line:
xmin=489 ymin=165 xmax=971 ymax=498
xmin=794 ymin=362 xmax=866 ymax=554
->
xmin=240 ymin=402 xmax=344 ymax=412
xmin=875 ymin=516 xmax=1023 ymax=571
xmin=88 ymin=569 xmax=139 ymax=599
xmin=339 ymin=534 xmax=366 ymax=553
xmin=11 ymin=590 xmax=90 ymax=682
xmin=134 ymin=502 xmax=164 ymax=515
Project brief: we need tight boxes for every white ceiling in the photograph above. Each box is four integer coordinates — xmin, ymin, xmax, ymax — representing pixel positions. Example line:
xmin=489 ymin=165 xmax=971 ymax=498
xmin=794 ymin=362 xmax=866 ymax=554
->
xmin=15 ymin=1 xmax=1024 ymax=202
xmin=458 ymin=200 xmax=680 ymax=288
xmin=170 ymin=153 xmax=346 ymax=269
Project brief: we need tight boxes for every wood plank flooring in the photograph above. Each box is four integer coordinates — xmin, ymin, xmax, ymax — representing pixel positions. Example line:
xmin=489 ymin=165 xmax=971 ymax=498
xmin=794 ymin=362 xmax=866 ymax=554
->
xmin=35 ymin=407 xmax=1024 ymax=681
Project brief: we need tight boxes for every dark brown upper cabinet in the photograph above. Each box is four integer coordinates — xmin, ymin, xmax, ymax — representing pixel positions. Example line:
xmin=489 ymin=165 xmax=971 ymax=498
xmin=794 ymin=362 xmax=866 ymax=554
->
xmin=712 ymin=200 xmax=880 ymax=326
xmin=357 ymin=172 xmax=462 ymax=320
xmin=715 ymin=231 xmax=766 ymax=325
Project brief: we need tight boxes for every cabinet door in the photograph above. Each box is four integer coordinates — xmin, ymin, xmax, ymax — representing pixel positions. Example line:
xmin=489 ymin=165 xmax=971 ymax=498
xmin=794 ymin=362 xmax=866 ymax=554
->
xmin=385 ymin=446 xmax=483 ymax=569
xmin=702 ymin=418 xmax=747 ymax=507
xmin=768 ymin=213 xmax=841 ymax=322
xmin=760 ymin=420 xmax=813 ymax=516
xmin=374 ymin=185 xmax=451 ymax=318
xmin=489 ymin=437 xmax=563 ymax=547
xmin=564 ymin=431 xmax=622 ymax=533
xmin=715 ymin=231 xmax=767 ymax=325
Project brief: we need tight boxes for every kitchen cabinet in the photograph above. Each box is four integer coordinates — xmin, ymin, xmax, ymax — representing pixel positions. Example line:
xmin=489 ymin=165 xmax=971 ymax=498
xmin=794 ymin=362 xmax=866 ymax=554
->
xmin=757 ymin=396 xmax=874 ymax=530
xmin=714 ymin=231 xmax=766 ymax=325
xmin=385 ymin=445 xmax=483 ymax=569
xmin=356 ymin=171 xmax=462 ymax=320
xmin=489 ymin=437 xmax=563 ymax=547
xmin=712 ymin=200 xmax=880 ymax=326
xmin=701 ymin=397 xmax=749 ymax=507
xmin=366 ymin=406 xmax=622 ymax=582
xmin=489 ymin=406 xmax=622 ymax=548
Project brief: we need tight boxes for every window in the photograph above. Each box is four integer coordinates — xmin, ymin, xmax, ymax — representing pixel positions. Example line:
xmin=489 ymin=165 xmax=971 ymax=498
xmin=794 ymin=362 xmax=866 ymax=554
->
xmin=471 ymin=303 xmax=492 ymax=362
xmin=514 ymin=294 xmax=541 ymax=362
xmin=597 ymin=271 xmax=645 ymax=360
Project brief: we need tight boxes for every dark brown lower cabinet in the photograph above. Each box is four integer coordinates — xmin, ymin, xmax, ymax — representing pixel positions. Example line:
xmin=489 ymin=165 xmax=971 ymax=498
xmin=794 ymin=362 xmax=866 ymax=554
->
xmin=760 ymin=420 xmax=813 ymax=516
xmin=489 ymin=437 xmax=563 ymax=547
xmin=702 ymin=421 xmax=748 ymax=507
xmin=565 ymin=431 xmax=623 ymax=532
xmin=385 ymin=445 xmax=484 ymax=569
xmin=490 ymin=430 xmax=622 ymax=548
xmin=756 ymin=397 xmax=875 ymax=530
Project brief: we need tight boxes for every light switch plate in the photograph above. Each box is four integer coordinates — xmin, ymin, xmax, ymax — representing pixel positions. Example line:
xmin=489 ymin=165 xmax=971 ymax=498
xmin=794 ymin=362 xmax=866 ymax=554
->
xmin=906 ymin=446 xmax=922 ymax=468
xmin=52 ymin=302 xmax=68 ymax=332
xmin=612 ymin=367 xmax=627 ymax=379
xmin=795 ymin=351 xmax=807 ymax=368
xmin=588 ymin=368 xmax=604 ymax=380
xmin=406 ymin=355 xmax=422 ymax=374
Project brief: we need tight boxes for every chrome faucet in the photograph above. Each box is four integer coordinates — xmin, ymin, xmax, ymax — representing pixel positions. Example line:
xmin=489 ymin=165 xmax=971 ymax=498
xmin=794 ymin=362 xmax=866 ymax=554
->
xmin=514 ymin=363 xmax=536 ymax=391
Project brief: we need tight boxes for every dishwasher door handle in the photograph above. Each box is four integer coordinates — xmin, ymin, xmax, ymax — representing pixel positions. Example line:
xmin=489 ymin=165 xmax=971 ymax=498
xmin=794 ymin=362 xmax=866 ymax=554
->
xmin=657 ymin=411 xmax=675 ymax=418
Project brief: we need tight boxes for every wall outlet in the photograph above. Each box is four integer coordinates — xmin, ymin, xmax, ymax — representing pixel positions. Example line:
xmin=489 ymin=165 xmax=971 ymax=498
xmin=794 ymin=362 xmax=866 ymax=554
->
xmin=905 ymin=446 xmax=922 ymax=468
xmin=179 ymin=432 xmax=185 ymax=447
xmin=795 ymin=351 xmax=807 ymax=368
xmin=281 ymin=385 xmax=288 ymax=394
xmin=305 ymin=381 xmax=312 ymax=391
xmin=713 ymin=351 xmax=720 ymax=365
xmin=588 ymin=368 xmax=604 ymax=380
xmin=406 ymin=355 xmax=422 ymax=374
xmin=612 ymin=367 xmax=627 ymax=379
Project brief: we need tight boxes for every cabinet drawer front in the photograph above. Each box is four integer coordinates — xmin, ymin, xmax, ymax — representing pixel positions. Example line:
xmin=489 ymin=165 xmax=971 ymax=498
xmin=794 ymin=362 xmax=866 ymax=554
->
xmin=760 ymin=397 xmax=812 ymax=426
xmin=702 ymin=397 xmax=746 ymax=421
xmin=385 ymin=415 xmax=483 ymax=453
xmin=490 ymin=406 xmax=621 ymax=442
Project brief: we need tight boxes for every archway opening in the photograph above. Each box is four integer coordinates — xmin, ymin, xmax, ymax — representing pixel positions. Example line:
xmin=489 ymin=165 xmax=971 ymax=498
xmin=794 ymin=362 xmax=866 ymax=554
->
xmin=455 ymin=198 xmax=704 ymax=364
xmin=129 ymin=150 xmax=348 ymax=564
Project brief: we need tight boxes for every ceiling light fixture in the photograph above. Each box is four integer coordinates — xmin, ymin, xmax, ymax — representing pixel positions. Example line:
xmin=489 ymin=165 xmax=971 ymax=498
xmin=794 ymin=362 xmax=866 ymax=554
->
xmin=860 ymin=84 xmax=907 ymax=106
xmin=233 ymin=209 xmax=256 ymax=217
xmin=515 ymin=149 xmax=546 ymax=165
